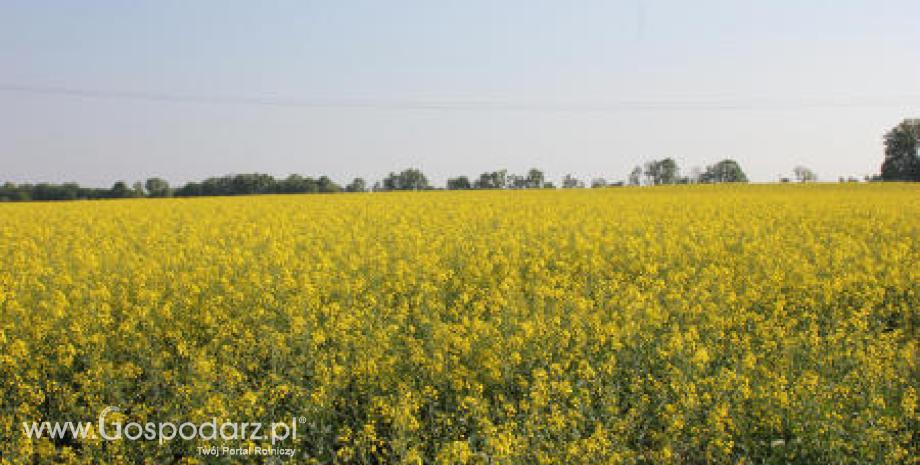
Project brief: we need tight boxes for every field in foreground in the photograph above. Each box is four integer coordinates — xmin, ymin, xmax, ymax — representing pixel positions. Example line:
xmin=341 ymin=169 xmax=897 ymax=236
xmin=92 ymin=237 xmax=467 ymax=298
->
xmin=0 ymin=184 xmax=917 ymax=464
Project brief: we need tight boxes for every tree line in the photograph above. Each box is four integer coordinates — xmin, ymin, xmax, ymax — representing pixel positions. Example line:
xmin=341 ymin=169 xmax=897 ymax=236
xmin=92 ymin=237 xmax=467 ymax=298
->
xmin=881 ymin=118 xmax=920 ymax=182
xmin=0 ymin=158 xmax=747 ymax=202
xmin=0 ymin=174 xmax=350 ymax=202
xmin=2 ymin=119 xmax=916 ymax=202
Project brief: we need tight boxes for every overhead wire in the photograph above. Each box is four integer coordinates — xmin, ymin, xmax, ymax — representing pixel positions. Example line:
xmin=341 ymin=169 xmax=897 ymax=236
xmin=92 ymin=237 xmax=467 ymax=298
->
xmin=1 ymin=83 xmax=918 ymax=112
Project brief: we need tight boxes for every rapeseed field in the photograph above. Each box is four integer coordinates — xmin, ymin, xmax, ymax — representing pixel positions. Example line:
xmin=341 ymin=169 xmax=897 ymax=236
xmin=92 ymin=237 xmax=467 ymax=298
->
xmin=0 ymin=184 xmax=917 ymax=464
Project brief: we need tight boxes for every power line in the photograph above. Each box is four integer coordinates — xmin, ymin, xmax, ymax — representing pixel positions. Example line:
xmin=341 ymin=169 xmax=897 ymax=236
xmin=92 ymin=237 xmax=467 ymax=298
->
xmin=1 ymin=83 xmax=919 ymax=112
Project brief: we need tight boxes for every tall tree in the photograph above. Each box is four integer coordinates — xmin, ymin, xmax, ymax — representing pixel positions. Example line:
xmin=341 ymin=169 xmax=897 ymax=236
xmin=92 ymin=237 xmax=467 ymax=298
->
xmin=280 ymin=174 xmax=310 ymax=193
xmin=793 ymin=166 xmax=817 ymax=183
xmin=145 ymin=178 xmax=171 ymax=197
xmin=881 ymin=119 xmax=920 ymax=181
xmin=699 ymin=159 xmax=748 ymax=183
xmin=526 ymin=168 xmax=545 ymax=188
xmin=474 ymin=170 xmax=507 ymax=189
xmin=643 ymin=158 xmax=680 ymax=185
xmin=446 ymin=176 xmax=472 ymax=190
xmin=506 ymin=174 xmax=526 ymax=189
xmin=346 ymin=178 xmax=367 ymax=192
xmin=382 ymin=169 xmax=430 ymax=191
xmin=317 ymin=175 xmax=341 ymax=193
xmin=562 ymin=174 xmax=584 ymax=188
xmin=109 ymin=181 xmax=133 ymax=198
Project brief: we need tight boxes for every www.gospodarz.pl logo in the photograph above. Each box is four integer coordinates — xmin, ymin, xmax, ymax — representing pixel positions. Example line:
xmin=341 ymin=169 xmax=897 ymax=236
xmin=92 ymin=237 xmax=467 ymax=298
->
xmin=23 ymin=406 xmax=304 ymax=450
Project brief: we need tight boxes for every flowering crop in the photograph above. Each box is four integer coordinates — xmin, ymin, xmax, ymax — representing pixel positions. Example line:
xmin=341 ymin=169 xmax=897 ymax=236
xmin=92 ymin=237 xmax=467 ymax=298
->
xmin=0 ymin=183 xmax=917 ymax=464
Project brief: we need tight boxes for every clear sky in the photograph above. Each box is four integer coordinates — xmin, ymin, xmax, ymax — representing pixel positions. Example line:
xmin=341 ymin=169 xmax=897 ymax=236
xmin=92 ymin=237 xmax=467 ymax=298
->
xmin=1 ymin=0 xmax=918 ymax=187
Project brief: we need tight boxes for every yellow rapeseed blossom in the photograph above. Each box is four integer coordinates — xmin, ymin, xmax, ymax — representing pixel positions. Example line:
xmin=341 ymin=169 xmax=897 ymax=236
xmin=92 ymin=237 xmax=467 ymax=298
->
xmin=0 ymin=183 xmax=917 ymax=463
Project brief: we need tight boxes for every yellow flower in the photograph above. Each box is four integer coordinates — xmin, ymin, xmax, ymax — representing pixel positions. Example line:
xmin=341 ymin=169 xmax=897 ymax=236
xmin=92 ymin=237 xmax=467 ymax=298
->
xmin=0 ymin=183 xmax=916 ymax=463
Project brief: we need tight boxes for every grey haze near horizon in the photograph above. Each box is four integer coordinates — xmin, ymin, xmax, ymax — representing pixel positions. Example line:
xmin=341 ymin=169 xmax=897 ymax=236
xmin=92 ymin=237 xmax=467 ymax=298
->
xmin=1 ymin=0 xmax=918 ymax=188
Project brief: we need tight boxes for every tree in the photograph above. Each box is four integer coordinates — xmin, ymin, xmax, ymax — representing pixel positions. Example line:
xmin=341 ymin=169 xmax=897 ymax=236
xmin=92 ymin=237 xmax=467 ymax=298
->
xmin=881 ymin=119 xmax=920 ymax=181
xmin=660 ymin=159 xmax=679 ymax=184
xmin=562 ymin=174 xmax=584 ymax=188
xmin=643 ymin=158 xmax=680 ymax=185
xmin=175 ymin=182 xmax=202 ymax=197
xmin=346 ymin=178 xmax=367 ymax=192
xmin=199 ymin=176 xmax=232 ymax=196
xmin=474 ymin=170 xmax=506 ymax=189
xmin=382 ymin=173 xmax=397 ymax=191
xmin=506 ymin=174 xmax=526 ymax=189
xmin=591 ymin=178 xmax=607 ymax=188
xmin=109 ymin=181 xmax=133 ymax=198
xmin=145 ymin=178 xmax=171 ymax=197
xmin=526 ymin=168 xmax=545 ymax=188
xmin=699 ymin=159 xmax=748 ymax=183
xmin=317 ymin=175 xmax=341 ymax=193
xmin=279 ymin=174 xmax=311 ymax=193
xmin=229 ymin=173 xmax=275 ymax=195
xmin=61 ymin=183 xmax=80 ymax=200
xmin=382 ymin=169 xmax=430 ymax=191
xmin=793 ymin=166 xmax=817 ymax=183
xmin=446 ymin=176 xmax=472 ymax=190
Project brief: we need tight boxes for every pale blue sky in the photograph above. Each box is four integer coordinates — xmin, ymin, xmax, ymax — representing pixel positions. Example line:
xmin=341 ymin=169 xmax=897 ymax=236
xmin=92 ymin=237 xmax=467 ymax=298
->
xmin=1 ymin=1 xmax=919 ymax=186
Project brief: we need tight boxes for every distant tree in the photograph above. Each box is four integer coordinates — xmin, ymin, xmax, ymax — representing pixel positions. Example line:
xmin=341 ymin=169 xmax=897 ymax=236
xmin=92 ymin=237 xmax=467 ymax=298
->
xmin=446 ymin=176 xmax=472 ymax=190
xmin=660 ymin=159 xmax=679 ymax=184
xmin=562 ymin=174 xmax=584 ymax=188
xmin=109 ymin=181 xmax=133 ymax=198
xmin=230 ymin=173 xmax=275 ymax=195
xmin=382 ymin=169 xmax=430 ymax=191
xmin=526 ymin=168 xmax=545 ymax=188
xmin=506 ymin=174 xmax=527 ymax=189
xmin=382 ymin=173 xmax=397 ymax=191
xmin=643 ymin=158 xmax=680 ymax=185
xmin=13 ymin=190 xmax=30 ymax=201
xmin=591 ymin=178 xmax=607 ymax=188
xmin=175 ymin=182 xmax=202 ymax=197
xmin=31 ymin=183 xmax=58 ymax=201
xmin=61 ymin=183 xmax=80 ymax=200
xmin=200 ymin=176 xmax=232 ymax=196
xmin=699 ymin=159 xmax=748 ymax=183
xmin=881 ymin=119 xmax=920 ymax=181
xmin=474 ymin=170 xmax=507 ymax=189
xmin=317 ymin=175 xmax=341 ymax=193
xmin=346 ymin=178 xmax=367 ymax=192
xmin=793 ymin=166 xmax=817 ymax=183
xmin=279 ymin=174 xmax=310 ymax=193
xmin=145 ymin=178 xmax=171 ymax=197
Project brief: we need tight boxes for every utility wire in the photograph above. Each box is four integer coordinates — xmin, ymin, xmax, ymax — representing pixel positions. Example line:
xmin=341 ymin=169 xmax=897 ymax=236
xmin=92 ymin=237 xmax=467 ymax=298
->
xmin=1 ymin=83 xmax=919 ymax=112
